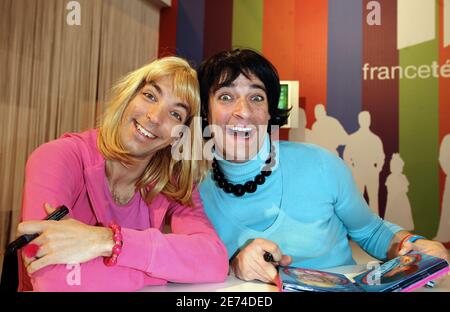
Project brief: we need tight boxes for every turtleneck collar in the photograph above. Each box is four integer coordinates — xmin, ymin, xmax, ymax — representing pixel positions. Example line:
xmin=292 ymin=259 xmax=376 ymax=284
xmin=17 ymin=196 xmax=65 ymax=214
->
xmin=214 ymin=135 xmax=271 ymax=184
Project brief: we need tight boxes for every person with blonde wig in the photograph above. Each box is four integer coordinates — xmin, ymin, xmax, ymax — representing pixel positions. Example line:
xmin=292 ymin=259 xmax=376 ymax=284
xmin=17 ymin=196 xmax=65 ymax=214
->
xmin=16 ymin=56 xmax=228 ymax=291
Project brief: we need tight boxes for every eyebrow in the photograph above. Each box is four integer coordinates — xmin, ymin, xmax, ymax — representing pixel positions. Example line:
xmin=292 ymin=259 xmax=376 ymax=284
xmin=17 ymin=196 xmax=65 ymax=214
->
xmin=148 ymin=82 xmax=163 ymax=95
xmin=215 ymin=82 xmax=267 ymax=93
xmin=146 ymin=82 xmax=190 ymax=116
xmin=175 ymin=102 xmax=190 ymax=115
xmin=250 ymin=83 xmax=267 ymax=92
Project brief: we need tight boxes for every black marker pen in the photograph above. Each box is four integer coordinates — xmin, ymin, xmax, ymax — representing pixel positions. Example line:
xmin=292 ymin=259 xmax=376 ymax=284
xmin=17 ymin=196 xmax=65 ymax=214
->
xmin=264 ymin=251 xmax=274 ymax=262
xmin=5 ymin=205 xmax=69 ymax=256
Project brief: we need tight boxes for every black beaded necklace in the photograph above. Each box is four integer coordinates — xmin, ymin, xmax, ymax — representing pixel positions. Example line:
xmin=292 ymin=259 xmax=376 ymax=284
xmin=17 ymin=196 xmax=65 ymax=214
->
xmin=211 ymin=142 xmax=276 ymax=197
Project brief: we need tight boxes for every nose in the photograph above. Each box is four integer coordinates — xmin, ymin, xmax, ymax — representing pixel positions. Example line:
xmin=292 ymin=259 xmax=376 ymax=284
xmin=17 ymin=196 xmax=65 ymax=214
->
xmin=232 ymin=97 xmax=251 ymax=119
xmin=146 ymin=103 xmax=163 ymax=125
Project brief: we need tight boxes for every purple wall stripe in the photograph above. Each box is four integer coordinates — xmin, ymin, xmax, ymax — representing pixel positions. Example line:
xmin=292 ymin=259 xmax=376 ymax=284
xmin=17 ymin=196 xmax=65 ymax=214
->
xmin=176 ymin=0 xmax=205 ymax=67
xmin=327 ymin=0 xmax=363 ymax=133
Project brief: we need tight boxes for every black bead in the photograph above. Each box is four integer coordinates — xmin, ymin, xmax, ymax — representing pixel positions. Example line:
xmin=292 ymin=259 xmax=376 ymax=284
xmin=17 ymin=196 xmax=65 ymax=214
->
xmin=244 ymin=181 xmax=257 ymax=193
xmin=214 ymin=169 xmax=224 ymax=178
xmin=265 ymin=157 xmax=272 ymax=164
xmin=232 ymin=184 xmax=245 ymax=196
xmin=224 ymin=183 xmax=233 ymax=193
xmin=255 ymin=174 xmax=265 ymax=185
xmin=262 ymin=166 xmax=272 ymax=177
xmin=213 ymin=172 xmax=223 ymax=181
xmin=217 ymin=179 xmax=226 ymax=188
xmin=211 ymin=161 xmax=218 ymax=169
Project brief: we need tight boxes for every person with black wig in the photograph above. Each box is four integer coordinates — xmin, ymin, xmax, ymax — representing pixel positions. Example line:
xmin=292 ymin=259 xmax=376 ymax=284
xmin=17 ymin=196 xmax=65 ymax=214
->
xmin=197 ymin=49 xmax=448 ymax=283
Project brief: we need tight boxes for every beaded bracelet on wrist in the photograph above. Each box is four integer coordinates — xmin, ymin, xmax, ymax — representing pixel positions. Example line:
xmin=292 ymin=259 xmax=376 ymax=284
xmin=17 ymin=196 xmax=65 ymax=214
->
xmin=103 ymin=221 xmax=123 ymax=267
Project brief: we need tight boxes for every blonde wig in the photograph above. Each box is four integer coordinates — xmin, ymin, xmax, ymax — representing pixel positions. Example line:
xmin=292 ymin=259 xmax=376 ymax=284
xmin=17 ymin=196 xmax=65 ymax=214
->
xmin=98 ymin=56 xmax=207 ymax=206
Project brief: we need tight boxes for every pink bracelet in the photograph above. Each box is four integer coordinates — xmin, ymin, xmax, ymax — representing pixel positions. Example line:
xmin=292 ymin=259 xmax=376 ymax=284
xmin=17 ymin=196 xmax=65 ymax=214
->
xmin=103 ymin=221 xmax=123 ymax=267
xmin=397 ymin=234 xmax=414 ymax=254
xmin=397 ymin=234 xmax=425 ymax=254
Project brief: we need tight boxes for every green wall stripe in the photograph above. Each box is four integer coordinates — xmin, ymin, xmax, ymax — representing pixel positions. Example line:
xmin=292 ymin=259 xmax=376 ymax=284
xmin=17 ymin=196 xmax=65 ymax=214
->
xmin=399 ymin=5 xmax=440 ymax=238
xmin=232 ymin=0 xmax=263 ymax=52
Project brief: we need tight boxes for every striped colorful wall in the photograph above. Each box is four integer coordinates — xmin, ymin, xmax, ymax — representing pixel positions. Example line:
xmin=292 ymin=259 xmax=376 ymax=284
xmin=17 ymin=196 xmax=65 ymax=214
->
xmin=158 ymin=0 xmax=450 ymax=244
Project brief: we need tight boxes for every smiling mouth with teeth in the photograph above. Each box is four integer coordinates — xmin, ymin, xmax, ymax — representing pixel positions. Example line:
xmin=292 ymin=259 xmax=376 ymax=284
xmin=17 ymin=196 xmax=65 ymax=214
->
xmin=135 ymin=120 xmax=156 ymax=139
xmin=227 ymin=126 xmax=253 ymax=139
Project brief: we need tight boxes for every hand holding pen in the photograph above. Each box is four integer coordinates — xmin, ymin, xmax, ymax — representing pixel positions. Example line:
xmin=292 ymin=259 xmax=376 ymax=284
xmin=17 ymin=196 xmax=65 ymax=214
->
xmin=6 ymin=205 xmax=69 ymax=256
xmin=230 ymin=238 xmax=292 ymax=283
xmin=17 ymin=203 xmax=115 ymax=274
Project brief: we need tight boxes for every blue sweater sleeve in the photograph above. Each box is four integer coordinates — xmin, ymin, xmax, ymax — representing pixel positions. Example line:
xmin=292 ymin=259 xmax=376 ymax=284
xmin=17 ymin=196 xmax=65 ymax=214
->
xmin=320 ymin=150 xmax=403 ymax=261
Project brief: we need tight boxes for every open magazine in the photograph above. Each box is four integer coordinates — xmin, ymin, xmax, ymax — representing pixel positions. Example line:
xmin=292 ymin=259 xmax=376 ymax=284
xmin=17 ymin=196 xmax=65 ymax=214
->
xmin=277 ymin=251 xmax=449 ymax=292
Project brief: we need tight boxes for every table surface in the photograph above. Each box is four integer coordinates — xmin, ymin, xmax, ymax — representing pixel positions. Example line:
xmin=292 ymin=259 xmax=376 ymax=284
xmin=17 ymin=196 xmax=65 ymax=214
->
xmin=139 ymin=264 xmax=450 ymax=292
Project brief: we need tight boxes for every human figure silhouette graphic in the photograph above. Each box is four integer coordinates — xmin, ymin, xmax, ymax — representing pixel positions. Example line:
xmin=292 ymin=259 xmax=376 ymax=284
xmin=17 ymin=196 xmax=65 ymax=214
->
xmin=289 ymin=107 xmax=311 ymax=142
xmin=343 ymin=111 xmax=385 ymax=215
xmin=434 ymin=134 xmax=450 ymax=242
xmin=308 ymin=104 xmax=348 ymax=155
xmin=289 ymin=107 xmax=308 ymax=142
xmin=384 ymin=153 xmax=414 ymax=231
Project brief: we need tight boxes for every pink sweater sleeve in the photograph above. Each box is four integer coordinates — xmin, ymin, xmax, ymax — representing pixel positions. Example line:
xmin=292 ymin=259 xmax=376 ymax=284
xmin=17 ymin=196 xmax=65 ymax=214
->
xmin=28 ymin=258 xmax=166 ymax=292
xmin=116 ymin=190 xmax=229 ymax=283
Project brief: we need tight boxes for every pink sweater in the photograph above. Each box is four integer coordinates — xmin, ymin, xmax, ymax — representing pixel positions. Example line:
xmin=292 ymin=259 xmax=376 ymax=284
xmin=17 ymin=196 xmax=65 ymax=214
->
xmin=19 ymin=130 xmax=228 ymax=291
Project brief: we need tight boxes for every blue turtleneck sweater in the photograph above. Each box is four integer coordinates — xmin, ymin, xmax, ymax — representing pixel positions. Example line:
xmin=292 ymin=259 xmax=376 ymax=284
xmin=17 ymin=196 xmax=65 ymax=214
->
xmin=199 ymin=137 xmax=403 ymax=269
